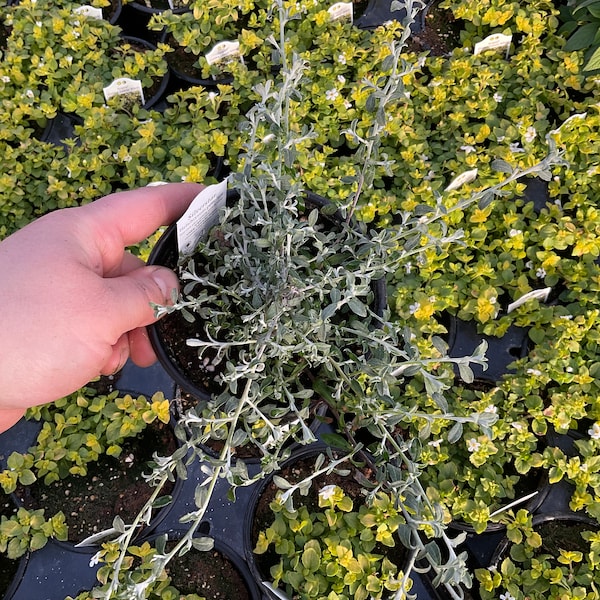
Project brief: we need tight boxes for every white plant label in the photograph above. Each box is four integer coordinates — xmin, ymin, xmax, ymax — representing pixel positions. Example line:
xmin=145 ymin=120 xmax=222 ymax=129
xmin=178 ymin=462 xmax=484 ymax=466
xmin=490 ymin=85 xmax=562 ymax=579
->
xmin=205 ymin=41 xmax=242 ymax=66
xmin=445 ymin=168 xmax=478 ymax=191
xmin=474 ymin=33 xmax=513 ymax=56
xmin=328 ymin=2 xmax=353 ymax=22
xmin=507 ymin=287 xmax=551 ymax=314
xmin=73 ymin=5 xmax=104 ymax=19
xmin=103 ymin=78 xmax=145 ymax=105
xmin=177 ymin=180 xmax=228 ymax=256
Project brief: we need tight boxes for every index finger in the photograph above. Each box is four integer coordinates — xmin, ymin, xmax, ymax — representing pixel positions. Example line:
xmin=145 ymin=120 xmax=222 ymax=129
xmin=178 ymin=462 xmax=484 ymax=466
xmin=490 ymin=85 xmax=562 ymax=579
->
xmin=84 ymin=182 xmax=205 ymax=247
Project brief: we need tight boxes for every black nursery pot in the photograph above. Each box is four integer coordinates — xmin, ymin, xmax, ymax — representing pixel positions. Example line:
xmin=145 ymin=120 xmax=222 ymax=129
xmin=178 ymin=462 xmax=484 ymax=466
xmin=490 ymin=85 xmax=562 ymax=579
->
xmin=144 ymin=533 xmax=263 ymax=600
xmin=444 ymin=313 xmax=530 ymax=384
xmin=117 ymin=0 xmax=188 ymax=44
xmin=243 ymin=443 xmax=408 ymax=600
xmin=117 ymin=35 xmax=171 ymax=110
xmin=148 ymin=189 xmax=387 ymax=402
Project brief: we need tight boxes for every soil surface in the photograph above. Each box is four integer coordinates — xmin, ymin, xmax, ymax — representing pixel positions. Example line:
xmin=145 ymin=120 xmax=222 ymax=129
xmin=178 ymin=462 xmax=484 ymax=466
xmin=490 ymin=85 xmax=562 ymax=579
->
xmin=14 ymin=421 xmax=177 ymax=544
xmin=407 ymin=2 xmax=463 ymax=56
xmin=166 ymin=543 xmax=252 ymax=599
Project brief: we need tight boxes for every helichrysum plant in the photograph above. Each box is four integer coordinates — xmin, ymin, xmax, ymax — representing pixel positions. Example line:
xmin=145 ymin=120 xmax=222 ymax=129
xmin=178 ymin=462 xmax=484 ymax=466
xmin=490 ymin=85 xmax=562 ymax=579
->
xmin=74 ymin=1 xmax=574 ymax=599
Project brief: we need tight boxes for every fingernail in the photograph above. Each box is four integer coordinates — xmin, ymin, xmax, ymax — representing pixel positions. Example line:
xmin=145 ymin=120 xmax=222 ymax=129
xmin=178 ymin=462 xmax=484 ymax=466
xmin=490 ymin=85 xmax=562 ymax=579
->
xmin=151 ymin=269 xmax=178 ymax=303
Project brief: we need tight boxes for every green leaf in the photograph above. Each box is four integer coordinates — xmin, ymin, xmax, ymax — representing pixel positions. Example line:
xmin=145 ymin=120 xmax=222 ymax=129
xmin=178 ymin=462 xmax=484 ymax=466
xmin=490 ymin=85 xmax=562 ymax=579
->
xmin=18 ymin=469 xmax=37 ymax=486
xmin=112 ymin=516 xmax=126 ymax=533
xmin=319 ymin=433 xmax=353 ymax=451
xmin=447 ymin=422 xmax=463 ymax=444
xmin=191 ymin=536 xmax=214 ymax=551
xmin=565 ymin=23 xmax=599 ymax=51
xmin=152 ymin=495 xmax=172 ymax=509
xmin=584 ymin=45 xmax=600 ymax=72
xmin=491 ymin=159 xmax=514 ymax=174
xmin=348 ymin=297 xmax=367 ymax=317
xmin=301 ymin=544 xmax=321 ymax=572
xmin=30 ymin=532 xmax=49 ymax=552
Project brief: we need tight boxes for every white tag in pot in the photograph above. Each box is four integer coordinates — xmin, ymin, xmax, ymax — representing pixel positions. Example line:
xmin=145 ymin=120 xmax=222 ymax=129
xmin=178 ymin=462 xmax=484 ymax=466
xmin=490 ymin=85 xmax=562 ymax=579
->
xmin=328 ymin=2 xmax=353 ymax=23
xmin=177 ymin=179 xmax=228 ymax=256
xmin=103 ymin=78 xmax=145 ymax=106
xmin=444 ymin=169 xmax=478 ymax=192
xmin=73 ymin=5 xmax=104 ymax=19
xmin=205 ymin=41 xmax=242 ymax=66
xmin=474 ymin=33 xmax=513 ymax=57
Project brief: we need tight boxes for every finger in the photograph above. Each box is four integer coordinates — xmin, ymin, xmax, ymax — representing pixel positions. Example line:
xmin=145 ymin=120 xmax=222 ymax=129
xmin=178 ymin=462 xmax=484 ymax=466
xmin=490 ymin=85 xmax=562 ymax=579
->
xmin=105 ymin=251 xmax=146 ymax=278
xmin=100 ymin=265 xmax=180 ymax=338
xmin=0 ymin=409 xmax=26 ymax=433
xmin=100 ymin=333 xmax=130 ymax=376
xmin=128 ymin=327 xmax=157 ymax=368
xmin=85 ymin=182 xmax=205 ymax=248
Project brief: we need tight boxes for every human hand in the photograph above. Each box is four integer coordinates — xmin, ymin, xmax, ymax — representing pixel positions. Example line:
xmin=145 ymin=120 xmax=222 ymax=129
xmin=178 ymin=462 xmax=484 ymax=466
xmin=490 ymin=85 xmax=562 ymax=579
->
xmin=0 ymin=182 xmax=204 ymax=431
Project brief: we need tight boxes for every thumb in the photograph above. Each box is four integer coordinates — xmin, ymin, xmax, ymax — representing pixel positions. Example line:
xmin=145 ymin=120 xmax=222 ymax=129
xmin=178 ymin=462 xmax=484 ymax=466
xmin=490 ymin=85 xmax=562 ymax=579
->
xmin=102 ymin=265 xmax=180 ymax=336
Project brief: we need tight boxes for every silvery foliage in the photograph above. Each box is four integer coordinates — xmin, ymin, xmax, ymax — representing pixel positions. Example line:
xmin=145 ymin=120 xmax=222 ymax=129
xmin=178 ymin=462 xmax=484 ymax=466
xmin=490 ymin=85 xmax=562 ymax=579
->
xmin=91 ymin=1 xmax=568 ymax=598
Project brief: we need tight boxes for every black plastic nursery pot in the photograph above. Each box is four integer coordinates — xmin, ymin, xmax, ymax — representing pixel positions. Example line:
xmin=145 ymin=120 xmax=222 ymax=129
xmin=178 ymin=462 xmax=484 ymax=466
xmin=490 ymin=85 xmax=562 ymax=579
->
xmin=159 ymin=30 xmax=229 ymax=91
xmin=12 ymin=417 xmax=182 ymax=547
xmin=118 ymin=0 xmax=188 ymax=44
xmin=444 ymin=313 xmax=530 ymax=383
xmin=355 ymin=0 xmax=428 ymax=31
xmin=470 ymin=511 xmax=600 ymax=600
xmin=149 ymin=533 xmax=263 ymax=600
xmin=147 ymin=188 xmax=387 ymax=402
xmin=243 ymin=443 xmax=410 ymax=600
xmin=116 ymin=35 xmax=171 ymax=110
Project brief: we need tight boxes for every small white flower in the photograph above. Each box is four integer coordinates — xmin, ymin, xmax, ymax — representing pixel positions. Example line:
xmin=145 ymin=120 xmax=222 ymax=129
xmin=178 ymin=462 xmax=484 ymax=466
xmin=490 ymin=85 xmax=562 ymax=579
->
xmin=337 ymin=74 xmax=346 ymax=84
xmin=525 ymin=260 xmax=533 ymax=269
xmin=536 ymin=267 xmax=546 ymax=278
xmin=208 ymin=91 xmax=218 ymax=102
xmin=484 ymin=405 xmax=497 ymax=414
xmin=526 ymin=368 xmax=542 ymax=377
xmin=588 ymin=422 xmax=600 ymax=440
xmin=1 ymin=76 xmax=9 ymax=83
xmin=337 ymin=53 xmax=347 ymax=65
xmin=500 ymin=593 xmax=516 ymax=600
xmin=566 ymin=366 xmax=573 ymax=373
xmin=466 ymin=438 xmax=481 ymax=453
xmin=460 ymin=145 xmax=476 ymax=154
xmin=319 ymin=485 xmax=338 ymax=501
xmin=325 ymin=88 xmax=339 ymax=102
xmin=35 ymin=20 xmax=43 ymax=27
xmin=511 ymin=422 xmax=525 ymax=431
xmin=509 ymin=229 xmax=522 ymax=237
xmin=524 ymin=126 xmax=537 ymax=143
xmin=343 ymin=100 xmax=352 ymax=110
xmin=493 ymin=92 xmax=503 ymax=102
xmin=428 ymin=439 xmax=442 ymax=448
xmin=404 ymin=262 xmax=412 ymax=274
xmin=409 ymin=302 xmax=420 ymax=315
xmin=25 ymin=89 xmax=34 ymax=98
